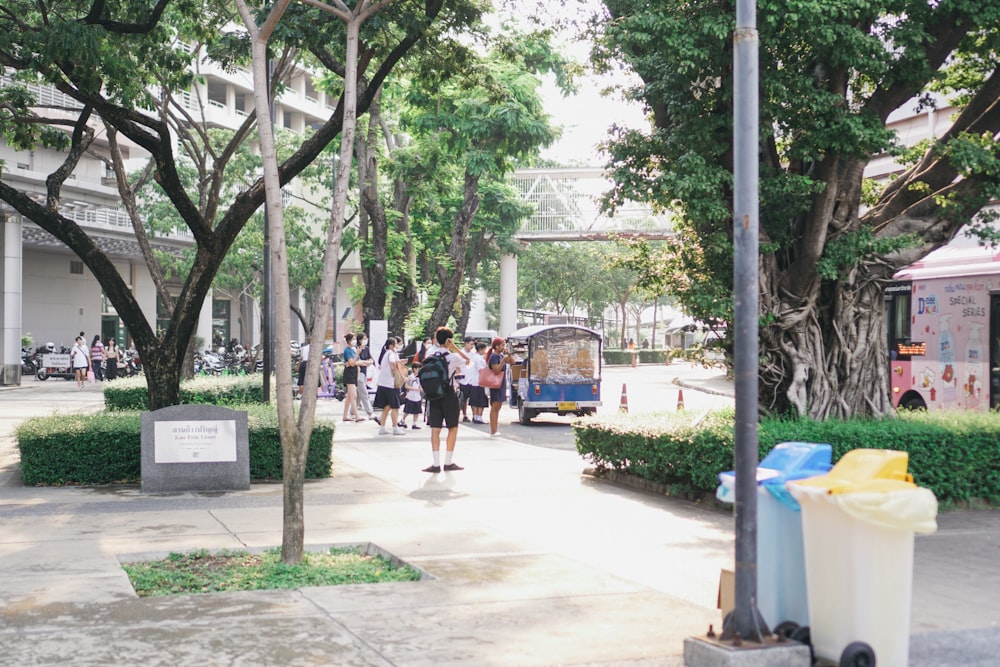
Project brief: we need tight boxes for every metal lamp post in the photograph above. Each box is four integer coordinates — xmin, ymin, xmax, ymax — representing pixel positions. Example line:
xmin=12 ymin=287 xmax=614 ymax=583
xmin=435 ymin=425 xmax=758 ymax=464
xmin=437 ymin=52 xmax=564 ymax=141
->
xmin=721 ymin=0 xmax=769 ymax=643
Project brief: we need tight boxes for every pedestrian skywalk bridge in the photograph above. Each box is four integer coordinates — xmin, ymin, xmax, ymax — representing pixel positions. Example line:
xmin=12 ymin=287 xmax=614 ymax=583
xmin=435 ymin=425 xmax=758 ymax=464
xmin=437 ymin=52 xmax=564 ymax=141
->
xmin=510 ymin=167 xmax=674 ymax=241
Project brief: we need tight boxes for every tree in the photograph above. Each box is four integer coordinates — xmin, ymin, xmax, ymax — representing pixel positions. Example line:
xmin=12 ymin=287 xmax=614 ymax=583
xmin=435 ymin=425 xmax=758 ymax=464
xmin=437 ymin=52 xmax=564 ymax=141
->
xmin=346 ymin=26 xmax=570 ymax=338
xmin=406 ymin=36 xmax=561 ymax=334
xmin=596 ymin=0 xmax=1000 ymax=418
xmin=0 ymin=0 xmax=457 ymax=411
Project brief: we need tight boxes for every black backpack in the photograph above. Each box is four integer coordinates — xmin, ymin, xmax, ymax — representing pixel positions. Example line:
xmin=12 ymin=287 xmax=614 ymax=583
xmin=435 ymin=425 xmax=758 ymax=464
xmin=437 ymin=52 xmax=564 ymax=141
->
xmin=418 ymin=352 xmax=451 ymax=401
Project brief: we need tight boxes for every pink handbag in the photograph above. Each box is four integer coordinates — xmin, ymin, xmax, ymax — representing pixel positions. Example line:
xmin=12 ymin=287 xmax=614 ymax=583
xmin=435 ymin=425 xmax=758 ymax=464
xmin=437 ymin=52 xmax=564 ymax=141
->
xmin=478 ymin=366 xmax=503 ymax=389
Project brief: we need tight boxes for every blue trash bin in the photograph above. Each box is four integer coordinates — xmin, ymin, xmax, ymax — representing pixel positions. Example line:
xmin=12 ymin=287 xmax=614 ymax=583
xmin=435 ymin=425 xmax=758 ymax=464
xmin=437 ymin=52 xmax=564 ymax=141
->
xmin=717 ymin=442 xmax=832 ymax=630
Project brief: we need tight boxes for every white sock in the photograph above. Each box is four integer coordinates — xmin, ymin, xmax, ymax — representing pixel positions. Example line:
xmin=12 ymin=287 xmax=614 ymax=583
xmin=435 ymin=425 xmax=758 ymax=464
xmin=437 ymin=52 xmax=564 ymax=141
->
xmin=444 ymin=451 xmax=453 ymax=465
xmin=432 ymin=451 xmax=441 ymax=467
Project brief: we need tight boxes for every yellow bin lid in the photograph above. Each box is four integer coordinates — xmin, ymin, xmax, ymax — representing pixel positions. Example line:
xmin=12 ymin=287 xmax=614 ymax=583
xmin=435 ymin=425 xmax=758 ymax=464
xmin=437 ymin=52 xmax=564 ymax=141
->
xmin=791 ymin=449 xmax=913 ymax=495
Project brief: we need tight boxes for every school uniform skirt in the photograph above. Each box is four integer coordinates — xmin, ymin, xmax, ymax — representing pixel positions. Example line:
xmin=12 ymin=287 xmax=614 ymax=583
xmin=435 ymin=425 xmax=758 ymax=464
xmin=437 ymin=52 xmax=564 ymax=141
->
xmin=373 ymin=385 xmax=401 ymax=409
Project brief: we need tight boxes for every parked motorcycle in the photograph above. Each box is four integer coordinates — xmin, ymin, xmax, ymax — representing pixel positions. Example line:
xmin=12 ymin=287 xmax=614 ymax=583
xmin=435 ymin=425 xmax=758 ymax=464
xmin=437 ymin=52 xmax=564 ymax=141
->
xmin=121 ymin=349 xmax=142 ymax=377
xmin=35 ymin=343 xmax=75 ymax=381
xmin=21 ymin=348 xmax=37 ymax=377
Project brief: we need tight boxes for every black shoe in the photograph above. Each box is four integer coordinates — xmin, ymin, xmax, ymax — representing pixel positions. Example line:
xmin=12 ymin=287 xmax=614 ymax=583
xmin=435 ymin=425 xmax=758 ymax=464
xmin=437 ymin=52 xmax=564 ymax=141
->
xmin=411 ymin=424 xmax=421 ymax=430
xmin=443 ymin=463 xmax=463 ymax=471
xmin=422 ymin=465 xmax=441 ymax=473
xmin=462 ymin=415 xmax=470 ymax=422
xmin=372 ymin=416 xmax=380 ymax=425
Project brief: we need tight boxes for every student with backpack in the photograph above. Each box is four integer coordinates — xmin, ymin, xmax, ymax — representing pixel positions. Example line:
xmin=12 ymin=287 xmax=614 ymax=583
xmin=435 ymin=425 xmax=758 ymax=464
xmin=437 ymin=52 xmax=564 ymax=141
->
xmin=418 ymin=327 xmax=469 ymax=473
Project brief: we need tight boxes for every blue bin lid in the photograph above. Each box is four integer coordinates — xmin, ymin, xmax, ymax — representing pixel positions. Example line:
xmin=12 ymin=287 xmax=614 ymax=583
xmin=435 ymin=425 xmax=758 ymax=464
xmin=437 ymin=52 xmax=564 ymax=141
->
xmin=717 ymin=442 xmax=833 ymax=508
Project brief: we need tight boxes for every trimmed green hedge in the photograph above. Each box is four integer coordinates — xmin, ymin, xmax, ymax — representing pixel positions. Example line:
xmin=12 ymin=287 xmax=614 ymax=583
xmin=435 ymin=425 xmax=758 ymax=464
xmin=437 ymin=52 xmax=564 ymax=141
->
xmin=574 ymin=408 xmax=1000 ymax=507
xmin=16 ymin=404 xmax=334 ymax=485
xmin=104 ymin=375 xmax=267 ymax=411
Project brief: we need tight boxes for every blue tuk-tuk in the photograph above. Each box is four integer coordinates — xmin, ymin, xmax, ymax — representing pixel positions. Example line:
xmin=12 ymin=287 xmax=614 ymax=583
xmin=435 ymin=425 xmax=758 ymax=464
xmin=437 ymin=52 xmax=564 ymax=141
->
xmin=506 ymin=324 xmax=602 ymax=424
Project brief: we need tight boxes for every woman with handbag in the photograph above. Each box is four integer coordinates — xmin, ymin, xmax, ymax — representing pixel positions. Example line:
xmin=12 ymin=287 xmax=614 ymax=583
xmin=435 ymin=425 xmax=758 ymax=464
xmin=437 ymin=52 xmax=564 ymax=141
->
xmin=486 ymin=337 xmax=516 ymax=437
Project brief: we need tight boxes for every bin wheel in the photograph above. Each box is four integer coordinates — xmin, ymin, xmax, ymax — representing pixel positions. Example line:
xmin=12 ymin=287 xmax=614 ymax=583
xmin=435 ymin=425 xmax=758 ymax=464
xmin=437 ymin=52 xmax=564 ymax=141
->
xmin=772 ymin=620 xmax=799 ymax=639
xmin=840 ymin=641 xmax=876 ymax=667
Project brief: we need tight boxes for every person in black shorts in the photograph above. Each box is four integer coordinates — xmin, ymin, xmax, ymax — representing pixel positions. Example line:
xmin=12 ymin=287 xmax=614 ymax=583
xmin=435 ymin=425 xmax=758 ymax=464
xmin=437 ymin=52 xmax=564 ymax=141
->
xmin=423 ymin=327 xmax=469 ymax=473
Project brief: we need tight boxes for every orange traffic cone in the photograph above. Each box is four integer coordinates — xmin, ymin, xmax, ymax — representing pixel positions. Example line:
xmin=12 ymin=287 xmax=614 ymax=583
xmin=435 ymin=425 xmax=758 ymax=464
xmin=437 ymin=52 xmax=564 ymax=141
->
xmin=676 ymin=389 xmax=685 ymax=410
xmin=619 ymin=383 xmax=629 ymax=413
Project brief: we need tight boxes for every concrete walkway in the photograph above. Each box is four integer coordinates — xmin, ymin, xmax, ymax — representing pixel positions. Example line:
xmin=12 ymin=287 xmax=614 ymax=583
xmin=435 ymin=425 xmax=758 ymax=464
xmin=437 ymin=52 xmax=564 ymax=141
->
xmin=0 ymin=378 xmax=997 ymax=666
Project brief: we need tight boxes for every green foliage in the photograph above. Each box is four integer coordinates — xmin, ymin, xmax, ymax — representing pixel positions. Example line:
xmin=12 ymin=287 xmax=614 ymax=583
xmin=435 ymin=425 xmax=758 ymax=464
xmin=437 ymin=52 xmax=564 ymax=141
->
xmin=575 ymin=409 xmax=1000 ymax=507
xmin=15 ymin=404 xmax=334 ymax=485
xmin=601 ymin=349 xmax=670 ymax=365
xmin=103 ymin=375 xmax=266 ymax=411
xmin=122 ymin=546 xmax=421 ymax=597
xmin=817 ymin=229 xmax=919 ymax=280
xmin=16 ymin=411 xmax=143 ymax=486
xmin=246 ymin=404 xmax=333 ymax=481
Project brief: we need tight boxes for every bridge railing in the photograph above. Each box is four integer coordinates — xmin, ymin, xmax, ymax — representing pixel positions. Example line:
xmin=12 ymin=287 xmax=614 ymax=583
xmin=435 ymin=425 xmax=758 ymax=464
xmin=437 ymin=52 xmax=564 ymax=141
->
xmin=510 ymin=168 xmax=673 ymax=240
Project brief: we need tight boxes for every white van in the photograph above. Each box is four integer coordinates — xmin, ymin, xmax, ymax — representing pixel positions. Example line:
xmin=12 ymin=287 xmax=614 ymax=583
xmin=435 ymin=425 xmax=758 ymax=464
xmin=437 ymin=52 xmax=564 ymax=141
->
xmin=463 ymin=329 xmax=497 ymax=344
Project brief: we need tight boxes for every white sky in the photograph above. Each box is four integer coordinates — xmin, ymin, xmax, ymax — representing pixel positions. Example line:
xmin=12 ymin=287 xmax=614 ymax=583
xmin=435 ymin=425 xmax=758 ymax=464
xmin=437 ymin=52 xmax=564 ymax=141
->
xmin=534 ymin=1 xmax=649 ymax=166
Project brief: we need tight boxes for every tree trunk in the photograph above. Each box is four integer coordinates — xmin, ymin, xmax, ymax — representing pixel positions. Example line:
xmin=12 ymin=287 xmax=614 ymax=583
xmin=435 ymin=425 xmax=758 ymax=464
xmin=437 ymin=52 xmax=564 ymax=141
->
xmin=427 ymin=170 xmax=480 ymax=331
xmin=760 ymin=262 xmax=895 ymax=419
xmin=387 ymin=176 xmax=417 ymax=334
xmin=358 ymin=113 xmax=389 ymax=325
xmin=143 ymin=350 xmax=183 ymax=409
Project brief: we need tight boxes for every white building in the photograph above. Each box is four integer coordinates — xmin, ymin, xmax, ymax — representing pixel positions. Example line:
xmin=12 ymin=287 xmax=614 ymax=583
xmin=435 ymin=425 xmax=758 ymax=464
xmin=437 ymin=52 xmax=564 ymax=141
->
xmin=1 ymin=55 xmax=363 ymax=384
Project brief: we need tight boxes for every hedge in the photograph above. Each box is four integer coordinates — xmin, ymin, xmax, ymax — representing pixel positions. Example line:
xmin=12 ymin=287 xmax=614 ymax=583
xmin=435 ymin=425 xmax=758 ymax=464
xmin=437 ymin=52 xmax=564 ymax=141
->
xmin=103 ymin=375 xmax=266 ymax=411
xmin=574 ymin=408 xmax=1000 ymax=508
xmin=16 ymin=404 xmax=334 ymax=485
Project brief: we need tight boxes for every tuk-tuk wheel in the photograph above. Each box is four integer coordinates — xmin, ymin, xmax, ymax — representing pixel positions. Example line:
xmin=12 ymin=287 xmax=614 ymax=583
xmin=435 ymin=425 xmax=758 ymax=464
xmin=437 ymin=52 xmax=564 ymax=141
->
xmin=517 ymin=399 xmax=534 ymax=425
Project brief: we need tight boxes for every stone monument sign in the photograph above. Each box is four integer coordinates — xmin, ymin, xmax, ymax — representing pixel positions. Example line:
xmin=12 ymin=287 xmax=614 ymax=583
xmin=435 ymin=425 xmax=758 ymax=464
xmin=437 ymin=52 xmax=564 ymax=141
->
xmin=141 ymin=404 xmax=250 ymax=493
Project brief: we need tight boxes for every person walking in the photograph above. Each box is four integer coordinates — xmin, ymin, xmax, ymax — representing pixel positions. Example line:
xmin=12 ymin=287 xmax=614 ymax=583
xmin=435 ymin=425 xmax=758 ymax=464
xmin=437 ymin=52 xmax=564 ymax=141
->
xmin=469 ymin=341 xmax=490 ymax=423
xmin=294 ymin=336 xmax=311 ymax=399
xmin=70 ymin=335 xmax=89 ymax=390
xmin=355 ymin=333 xmax=375 ymax=420
xmin=374 ymin=337 xmax=407 ymax=435
xmin=104 ymin=338 xmax=120 ymax=381
xmin=422 ymin=327 xmax=469 ymax=473
xmin=89 ymin=335 xmax=105 ymax=381
xmin=458 ymin=338 xmax=476 ymax=421
xmin=341 ymin=333 xmax=361 ymax=422
xmin=487 ymin=336 xmax=516 ymax=437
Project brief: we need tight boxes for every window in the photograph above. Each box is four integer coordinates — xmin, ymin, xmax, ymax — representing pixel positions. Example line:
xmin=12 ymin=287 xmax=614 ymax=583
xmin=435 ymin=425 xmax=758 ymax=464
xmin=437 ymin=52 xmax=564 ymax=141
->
xmin=70 ymin=260 xmax=84 ymax=275
xmin=212 ymin=298 xmax=231 ymax=348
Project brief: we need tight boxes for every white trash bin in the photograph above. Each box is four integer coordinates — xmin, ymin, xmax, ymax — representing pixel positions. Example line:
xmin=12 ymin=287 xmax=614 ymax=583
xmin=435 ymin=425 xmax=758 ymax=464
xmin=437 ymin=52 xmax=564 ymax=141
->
xmin=788 ymin=449 xmax=938 ymax=667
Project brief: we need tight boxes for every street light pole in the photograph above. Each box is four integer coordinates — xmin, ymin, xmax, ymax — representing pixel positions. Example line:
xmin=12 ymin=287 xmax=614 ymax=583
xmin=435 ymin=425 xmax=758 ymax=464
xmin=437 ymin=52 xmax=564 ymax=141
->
xmin=722 ymin=0 xmax=769 ymax=642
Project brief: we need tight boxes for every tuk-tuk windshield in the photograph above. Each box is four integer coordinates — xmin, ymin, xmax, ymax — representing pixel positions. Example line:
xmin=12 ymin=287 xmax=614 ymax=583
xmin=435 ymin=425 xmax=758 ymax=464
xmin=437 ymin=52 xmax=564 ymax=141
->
xmin=524 ymin=327 xmax=601 ymax=383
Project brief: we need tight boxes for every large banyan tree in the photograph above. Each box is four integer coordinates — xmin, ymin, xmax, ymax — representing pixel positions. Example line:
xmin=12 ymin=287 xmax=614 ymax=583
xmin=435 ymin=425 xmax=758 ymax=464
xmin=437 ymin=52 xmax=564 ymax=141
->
xmin=596 ymin=0 xmax=1000 ymax=418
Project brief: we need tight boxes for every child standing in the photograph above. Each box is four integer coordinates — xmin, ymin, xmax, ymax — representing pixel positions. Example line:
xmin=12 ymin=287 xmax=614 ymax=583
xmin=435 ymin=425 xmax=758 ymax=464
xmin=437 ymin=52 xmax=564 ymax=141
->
xmin=401 ymin=365 xmax=424 ymax=429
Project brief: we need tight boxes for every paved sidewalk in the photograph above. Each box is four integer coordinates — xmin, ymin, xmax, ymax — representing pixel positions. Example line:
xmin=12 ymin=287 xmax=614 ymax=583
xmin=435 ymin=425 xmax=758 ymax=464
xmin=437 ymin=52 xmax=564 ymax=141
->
xmin=0 ymin=380 xmax=997 ymax=666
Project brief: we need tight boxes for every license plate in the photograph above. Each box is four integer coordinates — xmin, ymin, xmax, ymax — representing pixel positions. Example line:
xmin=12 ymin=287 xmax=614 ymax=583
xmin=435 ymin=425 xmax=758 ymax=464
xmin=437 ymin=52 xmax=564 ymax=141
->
xmin=557 ymin=401 xmax=578 ymax=411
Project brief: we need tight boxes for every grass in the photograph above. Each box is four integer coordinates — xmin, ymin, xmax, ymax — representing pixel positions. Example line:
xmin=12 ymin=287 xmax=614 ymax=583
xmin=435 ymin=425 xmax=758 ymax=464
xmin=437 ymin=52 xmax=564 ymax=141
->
xmin=122 ymin=546 xmax=422 ymax=597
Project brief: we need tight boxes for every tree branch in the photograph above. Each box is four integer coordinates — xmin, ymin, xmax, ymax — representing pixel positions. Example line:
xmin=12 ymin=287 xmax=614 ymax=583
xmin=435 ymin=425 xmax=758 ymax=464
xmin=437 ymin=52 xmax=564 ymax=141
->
xmin=45 ymin=106 xmax=95 ymax=210
xmin=83 ymin=0 xmax=172 ymax=34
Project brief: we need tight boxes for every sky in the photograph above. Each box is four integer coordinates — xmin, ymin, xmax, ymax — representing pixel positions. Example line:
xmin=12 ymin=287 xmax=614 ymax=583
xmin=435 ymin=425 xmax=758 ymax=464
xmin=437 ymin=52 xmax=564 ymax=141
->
xmin=532 ymin=1 xmax=649 ymax=167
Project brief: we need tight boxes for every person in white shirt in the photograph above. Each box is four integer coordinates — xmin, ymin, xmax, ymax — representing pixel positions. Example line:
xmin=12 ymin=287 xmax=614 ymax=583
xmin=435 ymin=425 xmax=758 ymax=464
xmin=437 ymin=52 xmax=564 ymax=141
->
xmin=70 ymin=335 xmax=89 ymax=390
xmin=374 ymin=337 xmax=407 ymax=435
xmin=401 ymin=368 xmax=423 ymax=429
xmin=458 ymin=338 xmax=476 ymax=421
xmin=468 ymin=341 xmax=490 ymax=423
xmin=422 ymin=327 xmax=469 ymax=473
